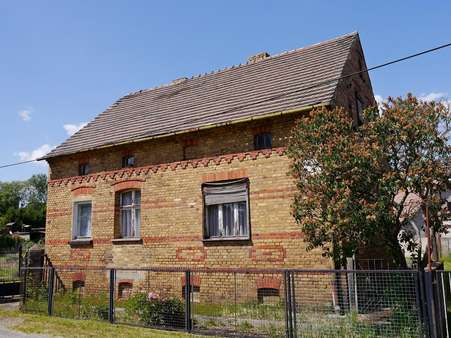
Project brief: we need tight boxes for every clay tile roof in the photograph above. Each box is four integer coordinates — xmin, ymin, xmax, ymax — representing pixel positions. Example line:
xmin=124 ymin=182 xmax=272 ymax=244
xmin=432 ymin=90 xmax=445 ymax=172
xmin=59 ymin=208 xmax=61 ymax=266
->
xmin=43 ymin=32 xmax=359 ymax=159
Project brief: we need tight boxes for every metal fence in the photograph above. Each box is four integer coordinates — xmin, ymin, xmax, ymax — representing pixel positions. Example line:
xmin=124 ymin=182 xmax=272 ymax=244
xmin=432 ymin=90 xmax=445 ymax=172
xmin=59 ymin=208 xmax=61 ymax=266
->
xmin=20 ymin=266 xmax=440 ymax=337
xmin=0 ymin=246 xmax=22 ymax=283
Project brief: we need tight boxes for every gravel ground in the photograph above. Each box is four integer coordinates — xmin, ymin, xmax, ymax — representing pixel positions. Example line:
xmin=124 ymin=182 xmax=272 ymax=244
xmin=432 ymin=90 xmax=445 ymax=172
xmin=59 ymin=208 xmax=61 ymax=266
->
xmin=0 ymin=302 xmax=50 ymax=338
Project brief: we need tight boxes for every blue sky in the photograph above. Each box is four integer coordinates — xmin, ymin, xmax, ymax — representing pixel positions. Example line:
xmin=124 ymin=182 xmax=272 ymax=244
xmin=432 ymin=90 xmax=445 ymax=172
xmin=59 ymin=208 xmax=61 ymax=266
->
xmin=1 ymin=1 xmax=450 ymax=181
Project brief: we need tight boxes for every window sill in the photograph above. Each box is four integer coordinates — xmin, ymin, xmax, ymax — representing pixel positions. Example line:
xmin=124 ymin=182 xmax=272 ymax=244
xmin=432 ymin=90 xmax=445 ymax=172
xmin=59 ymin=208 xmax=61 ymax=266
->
xmin=111 ymin=238 xmax=143 ymax=245
xmin=203 ymin=237 xmax=251 ymax=245
xmin=69 ymin=238 xmax=93 ymax=247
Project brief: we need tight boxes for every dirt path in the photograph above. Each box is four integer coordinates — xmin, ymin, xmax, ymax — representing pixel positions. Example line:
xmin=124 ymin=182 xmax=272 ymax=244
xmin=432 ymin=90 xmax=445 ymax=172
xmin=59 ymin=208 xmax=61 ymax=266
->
xmin=0 ymin=302 xmax=50 ymax=338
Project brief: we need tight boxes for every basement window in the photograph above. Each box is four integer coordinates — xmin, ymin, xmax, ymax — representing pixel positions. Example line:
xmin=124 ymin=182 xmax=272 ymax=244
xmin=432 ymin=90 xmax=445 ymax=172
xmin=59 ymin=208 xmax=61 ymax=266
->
xmin=122 ymin=155 xmax=135 ymax=168
xmin=203 ymin=179 xmax=250 ymax=241
xmin=118 ymin=282 xmax=133 ymax=299
xmin=182 ymin=285 xmax=200 ymax=303
xmin=257 ymin=288 xmax=280 ymax=304
xmin=72 ymin=280 xmax=85 ymax=291
xmin=254 ymin=132 xmax=272 ymax=150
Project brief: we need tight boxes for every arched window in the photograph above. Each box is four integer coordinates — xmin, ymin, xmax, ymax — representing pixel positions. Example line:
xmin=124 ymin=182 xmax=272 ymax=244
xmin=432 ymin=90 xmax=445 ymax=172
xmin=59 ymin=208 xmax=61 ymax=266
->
xmin=257 ymin=288 xmax=279 ymax=304
xmin=119 ymin=190 xmax=141 ymax=238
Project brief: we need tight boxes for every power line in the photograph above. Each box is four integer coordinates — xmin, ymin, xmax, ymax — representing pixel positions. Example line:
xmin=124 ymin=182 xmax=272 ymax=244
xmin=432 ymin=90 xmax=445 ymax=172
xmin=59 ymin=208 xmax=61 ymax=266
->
xmin=1 ymin=41 xmax=451 ymax=170
xmin=0 ymin=159 xmax=37 ymax=169
xmin=137 ymin=41 xmax=451 ymax=138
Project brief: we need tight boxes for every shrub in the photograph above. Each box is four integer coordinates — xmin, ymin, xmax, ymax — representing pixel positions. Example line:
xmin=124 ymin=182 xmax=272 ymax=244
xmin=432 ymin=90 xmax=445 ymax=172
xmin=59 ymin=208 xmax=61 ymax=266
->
xmin=124 ymin=292 xmax=184 ymax=327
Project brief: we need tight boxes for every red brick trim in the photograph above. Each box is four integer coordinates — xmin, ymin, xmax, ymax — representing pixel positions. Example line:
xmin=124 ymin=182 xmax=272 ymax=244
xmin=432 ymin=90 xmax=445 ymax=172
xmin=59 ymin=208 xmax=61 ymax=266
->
xmin=48 ymin=147 xmax=286 ymax=187
xmin=71 ymin=186 xmax=95 ymax=196
xmin=118 ymin=279 xmax=134 ymax=285
xmin=202 ymin=168 xmax=248 ymax=183
xmin=111 ymin=179 xmax=145 ymax=192
xmin=249 ymin=245 xmax=286 ymax=263
xmin=72 ymin=272 xmax=85 ymax=281
xmin=45 ymin=231 xmax=302 ymax=247
xmin=256 ymin=277 xmax=281 ymax=290
xmin=181 ymin=275 xmax=201 ymax=287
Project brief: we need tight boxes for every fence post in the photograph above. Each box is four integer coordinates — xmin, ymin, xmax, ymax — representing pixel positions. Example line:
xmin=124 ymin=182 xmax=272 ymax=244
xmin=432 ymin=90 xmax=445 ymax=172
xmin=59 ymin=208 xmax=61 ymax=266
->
xmin=109 ymin=269 xmax=115 ymax=324
xmin=284 ymin=270 xmax=293 ymax=338
xmin=424 ymin=271 xmax=438 ymax=338
xmin=47 ymin=267 xmax=54 ymax=316
xmin=290 ymin=272 xmax=297 ymax=338
xmin=18 ymin=245 xmax=22 ymax=278
xmin=184 ymin=270 xmax=192 ymax=332
xmin=414 ymin=271 xmax=424 ymax=338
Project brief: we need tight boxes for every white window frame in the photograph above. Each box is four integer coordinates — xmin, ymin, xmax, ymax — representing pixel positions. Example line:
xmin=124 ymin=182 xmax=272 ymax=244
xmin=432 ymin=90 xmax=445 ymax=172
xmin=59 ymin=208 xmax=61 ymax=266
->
xmin=72 ymin=201 xmax=92 ymax=239
xmin=203 ymin=180 xmax=250 ymax=240
xmin=119 ymin=190 xmax=141 ymax=238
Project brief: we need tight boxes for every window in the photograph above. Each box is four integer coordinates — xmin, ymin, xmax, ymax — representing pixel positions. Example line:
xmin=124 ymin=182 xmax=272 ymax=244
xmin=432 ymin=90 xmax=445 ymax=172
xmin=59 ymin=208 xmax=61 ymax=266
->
xmin=356 ymin=94 xmax=364 ymax=123
xmin=72 ymin=201 xmax=92 ymax=239
xmin=122 ymin=155 xmax=135 ymax=168
xmin=203 ymin=179 xmax=249 ymax=240
xmin=182 ymin=285 xmax=200 ymax=303
xmin=119 ymin=190 xmax=141 ymax=238
xmin=78 ymin=163 xmax=90 ymax=176
xmin=254 ymin=132 xmax=272 ymax=150
xmin=257 ymin=288 xmax=280 ymax=304
xmin=73 ymin=280 xmax=85 ymax=291
xmin=118 ymin=282 xmax=133 ymax=299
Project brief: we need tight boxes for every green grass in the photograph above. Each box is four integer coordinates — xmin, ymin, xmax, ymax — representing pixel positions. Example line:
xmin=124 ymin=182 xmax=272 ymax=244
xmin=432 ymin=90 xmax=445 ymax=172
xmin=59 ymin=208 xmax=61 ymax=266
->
xmin=0 ymin=307 xmax=206 ymax=338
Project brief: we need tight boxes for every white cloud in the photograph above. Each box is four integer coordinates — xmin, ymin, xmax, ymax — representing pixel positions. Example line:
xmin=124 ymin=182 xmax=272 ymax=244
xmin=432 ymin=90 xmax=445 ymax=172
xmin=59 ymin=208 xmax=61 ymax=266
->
xmin=419 ymin=92 xmax=448 ymax=102
xmin=16 ymin=144 xmax=54 ymax=163
xmin=63 ymin=122 xmax=87 ymax=136
xmin=18 ymin=109 xmax=32 ymax=122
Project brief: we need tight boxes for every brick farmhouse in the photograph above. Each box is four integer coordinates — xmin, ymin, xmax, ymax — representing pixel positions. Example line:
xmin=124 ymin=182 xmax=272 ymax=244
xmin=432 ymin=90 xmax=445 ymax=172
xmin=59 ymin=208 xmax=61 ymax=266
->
xmin=41 ymin=32 xmax=375 ymax=297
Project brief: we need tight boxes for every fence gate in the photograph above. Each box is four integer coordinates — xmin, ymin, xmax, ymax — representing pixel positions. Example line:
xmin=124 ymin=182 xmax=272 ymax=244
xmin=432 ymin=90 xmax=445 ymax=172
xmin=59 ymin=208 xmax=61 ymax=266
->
xmin=0 ymin=245 xmax=22 ymax=299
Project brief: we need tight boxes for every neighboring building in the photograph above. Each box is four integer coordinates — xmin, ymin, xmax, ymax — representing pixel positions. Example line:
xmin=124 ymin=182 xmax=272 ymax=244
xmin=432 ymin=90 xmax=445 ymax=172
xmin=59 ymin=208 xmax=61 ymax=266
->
xmin=398 ymin=192 xmax=451 ymax=266
xmin=41 ymin=33 xmax=375 ymax=298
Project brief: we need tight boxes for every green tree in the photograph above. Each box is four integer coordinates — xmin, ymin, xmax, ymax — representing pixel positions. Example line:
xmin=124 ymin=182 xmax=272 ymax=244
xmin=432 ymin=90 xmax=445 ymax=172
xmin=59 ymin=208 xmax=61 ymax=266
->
xmin=287 ymin=94 xmax=450 ymax=268
xmin=0 ymin=174 xmax=48 ymax=230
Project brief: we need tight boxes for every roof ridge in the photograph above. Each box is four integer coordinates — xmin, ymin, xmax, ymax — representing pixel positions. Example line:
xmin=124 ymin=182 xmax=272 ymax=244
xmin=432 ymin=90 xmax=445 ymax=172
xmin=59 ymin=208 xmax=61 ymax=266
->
xmin=120 ymin=32 xmax=358 ymax=99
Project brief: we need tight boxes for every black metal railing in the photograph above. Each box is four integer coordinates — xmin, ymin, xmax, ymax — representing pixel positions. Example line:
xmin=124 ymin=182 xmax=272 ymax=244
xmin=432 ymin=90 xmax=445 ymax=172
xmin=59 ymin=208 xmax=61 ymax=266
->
xmin=20 ymin=266 xmax=445 ymax=337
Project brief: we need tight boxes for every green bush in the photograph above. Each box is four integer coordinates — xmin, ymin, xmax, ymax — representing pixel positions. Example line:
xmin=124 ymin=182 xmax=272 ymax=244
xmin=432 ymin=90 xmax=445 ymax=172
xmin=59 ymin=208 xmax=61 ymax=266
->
xmin=53 ymin=291 xmax=109 ymax=321
xmin=124 ymin=292 xmax=184 ymax=327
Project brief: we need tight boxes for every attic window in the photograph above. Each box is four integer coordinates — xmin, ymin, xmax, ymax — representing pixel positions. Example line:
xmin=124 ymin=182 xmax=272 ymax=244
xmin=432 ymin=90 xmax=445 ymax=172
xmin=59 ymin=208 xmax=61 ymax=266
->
xmin=122 ymin=155 xmax=135 ymax=168
xmin=254 ymin=133 xmax=272 ymax=150
xmin=78 ymin=163 xmax=90 ymax=176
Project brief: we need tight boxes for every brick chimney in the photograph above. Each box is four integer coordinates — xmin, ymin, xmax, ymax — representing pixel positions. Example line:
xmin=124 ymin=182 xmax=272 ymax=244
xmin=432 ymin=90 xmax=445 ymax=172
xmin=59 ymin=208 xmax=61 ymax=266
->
xmin=248 ymin=52 xmax=270 ymax=64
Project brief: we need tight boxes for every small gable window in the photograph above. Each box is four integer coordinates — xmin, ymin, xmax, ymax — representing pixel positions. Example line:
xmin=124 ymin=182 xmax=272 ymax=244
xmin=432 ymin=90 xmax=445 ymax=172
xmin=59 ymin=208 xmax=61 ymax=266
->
xmin=254 ymin=133 xmax=272 ymax=150
xmin=203 ymin=179 xmax=250 ymax=240
xmin=122 ymin=155 xmax=135 ymax=168
xmin=78 ymin=163 xmax=90 ymax=176
xmin=72 ymin=201 xmax=92 ymax=239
